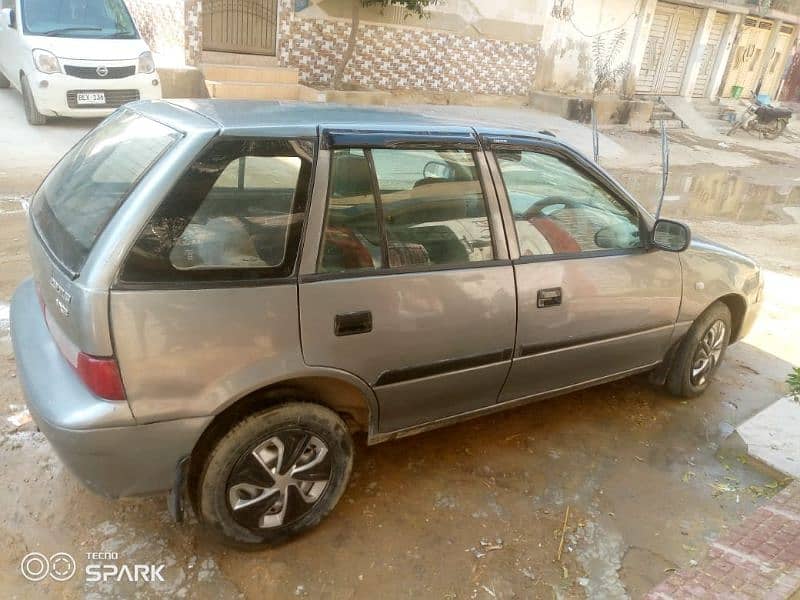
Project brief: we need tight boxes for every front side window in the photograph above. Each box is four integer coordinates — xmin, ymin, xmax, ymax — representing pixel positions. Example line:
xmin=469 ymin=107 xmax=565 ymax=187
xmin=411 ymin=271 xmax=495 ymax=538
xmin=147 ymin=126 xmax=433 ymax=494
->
xmin=32 ymin=109 xmax=180 ymax=274
xmin=120 ymin=138 xmax=314 ymax=284
xmin=318 ymin=147 xmax=494 ymax=273
xmin=495 ymin=149 xmax=641 ymax=257
xmin=21 ymin=0 xmax=138 ymax=38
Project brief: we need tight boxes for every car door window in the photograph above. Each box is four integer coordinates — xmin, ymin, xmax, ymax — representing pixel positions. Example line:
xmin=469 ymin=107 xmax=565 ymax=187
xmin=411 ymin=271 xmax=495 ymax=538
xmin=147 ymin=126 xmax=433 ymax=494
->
xmin=120 ymin=138 xmax=313 ymax=284
xmin=495 ymin=150 xmax=641 ymax=257
xmin=318 ymin=147 xmax=494 ymax=273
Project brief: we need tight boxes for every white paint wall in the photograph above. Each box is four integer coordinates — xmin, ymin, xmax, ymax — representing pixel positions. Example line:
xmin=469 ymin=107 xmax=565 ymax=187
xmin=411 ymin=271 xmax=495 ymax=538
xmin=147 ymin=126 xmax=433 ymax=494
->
xmin=535 ymin=0 xmax=641 ymax=94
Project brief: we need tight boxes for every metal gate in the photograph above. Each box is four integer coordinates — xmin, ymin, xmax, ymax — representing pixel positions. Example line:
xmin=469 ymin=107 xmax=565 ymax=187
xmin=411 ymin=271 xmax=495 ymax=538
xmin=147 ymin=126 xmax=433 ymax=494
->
xmin=692 ymin=11 xmax=730 ymax=97
xmin=637 ymin=2 xmax=701 ymax=95
xmin=202 ymin=0 xmax=278 ymax=56
xmin=721 ymin=17 xmax=775 ymax=97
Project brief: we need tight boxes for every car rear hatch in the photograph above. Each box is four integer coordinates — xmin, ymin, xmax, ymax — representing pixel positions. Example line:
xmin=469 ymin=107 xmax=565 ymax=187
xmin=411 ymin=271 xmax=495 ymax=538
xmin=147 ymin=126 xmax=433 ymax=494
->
xmin=28 ymin=108 xmax=182 ymax=399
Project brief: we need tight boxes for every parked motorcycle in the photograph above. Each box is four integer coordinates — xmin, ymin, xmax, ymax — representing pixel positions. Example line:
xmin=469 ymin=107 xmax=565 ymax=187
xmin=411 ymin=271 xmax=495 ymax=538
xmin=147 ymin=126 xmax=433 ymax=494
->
xmin=727 ymin=92 xmax=793 ymax=139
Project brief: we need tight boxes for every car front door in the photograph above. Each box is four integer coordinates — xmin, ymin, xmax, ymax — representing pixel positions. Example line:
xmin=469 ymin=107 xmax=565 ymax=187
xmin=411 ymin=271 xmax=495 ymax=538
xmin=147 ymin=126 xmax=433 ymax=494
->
xmin=298 ymin=130 xmax=516 ymax=435
xmin=483 ymin=134 xmax=682 ymax=402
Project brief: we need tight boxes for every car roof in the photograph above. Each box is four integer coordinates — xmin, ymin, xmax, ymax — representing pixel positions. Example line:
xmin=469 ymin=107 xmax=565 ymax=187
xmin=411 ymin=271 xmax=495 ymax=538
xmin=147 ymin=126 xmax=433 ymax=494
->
xmin=130 ymin=99 xmax=555 ymax=141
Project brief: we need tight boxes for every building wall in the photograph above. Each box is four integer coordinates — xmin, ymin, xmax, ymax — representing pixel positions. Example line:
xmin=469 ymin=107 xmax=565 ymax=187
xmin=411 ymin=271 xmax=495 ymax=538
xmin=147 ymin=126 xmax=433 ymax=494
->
xmin=279 ymin=0 xmax=541 ymax=95
xmin=126 ymin=0 xmax=188 ymax=64
xmin=534 ymin=0 xmax=640 ymax=95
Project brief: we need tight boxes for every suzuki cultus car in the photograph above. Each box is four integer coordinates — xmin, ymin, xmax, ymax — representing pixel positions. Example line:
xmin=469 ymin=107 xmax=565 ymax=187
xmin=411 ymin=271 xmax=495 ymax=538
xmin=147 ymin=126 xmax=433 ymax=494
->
xmin=11 ymin=101 xmax=763 ymax=547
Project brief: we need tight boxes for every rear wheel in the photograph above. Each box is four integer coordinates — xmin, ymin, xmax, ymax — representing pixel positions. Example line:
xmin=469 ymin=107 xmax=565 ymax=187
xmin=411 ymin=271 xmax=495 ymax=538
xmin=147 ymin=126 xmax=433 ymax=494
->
xmin=763 ymin=118 xmax=788 ymax=140
xmin=196 ymin=403 xmax=353 ymax=549
xmin=21 ymin=75 xmax=47 ymax=126
xmin=666 ymin=302 xmax=731 ymax=398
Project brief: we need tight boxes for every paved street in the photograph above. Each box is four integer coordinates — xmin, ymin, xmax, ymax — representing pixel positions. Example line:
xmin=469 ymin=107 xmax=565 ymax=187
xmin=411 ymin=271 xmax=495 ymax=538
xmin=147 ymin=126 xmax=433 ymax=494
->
xmin=0 ymin=88 xmax=799 ymax=599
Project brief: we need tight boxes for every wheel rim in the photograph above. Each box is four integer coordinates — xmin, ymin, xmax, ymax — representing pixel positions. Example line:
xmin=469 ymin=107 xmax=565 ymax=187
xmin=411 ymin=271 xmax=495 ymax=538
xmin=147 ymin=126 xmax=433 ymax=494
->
xmin=690 ymin=320 xmax=726 ymax=387
xmin=226 ymin=430 xmax=331 ymax=530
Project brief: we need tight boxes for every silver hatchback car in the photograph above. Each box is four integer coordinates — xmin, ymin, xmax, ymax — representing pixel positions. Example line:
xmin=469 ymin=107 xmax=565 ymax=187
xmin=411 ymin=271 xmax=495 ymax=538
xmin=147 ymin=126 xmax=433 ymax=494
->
xmin=11 ymin=100 xmax=763 ymax=547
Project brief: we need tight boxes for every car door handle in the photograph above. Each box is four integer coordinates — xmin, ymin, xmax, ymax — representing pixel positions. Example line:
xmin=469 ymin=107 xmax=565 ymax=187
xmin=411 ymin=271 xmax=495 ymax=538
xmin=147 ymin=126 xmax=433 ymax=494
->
xmin=334 ymin=311 xmax=373 ymax=336
xmin=537 ymin=287 xmax=562 ymax=308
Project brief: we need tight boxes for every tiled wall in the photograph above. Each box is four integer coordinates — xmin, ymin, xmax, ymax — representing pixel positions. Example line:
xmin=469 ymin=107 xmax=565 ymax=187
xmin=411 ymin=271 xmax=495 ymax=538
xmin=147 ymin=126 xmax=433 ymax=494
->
xmin=129 ymin=0 xmax=539 ymax=96
xmin=126 ymin=0 xmax=186 ymax=56
xmin=279 ymin=14 xmax=539 ymax=95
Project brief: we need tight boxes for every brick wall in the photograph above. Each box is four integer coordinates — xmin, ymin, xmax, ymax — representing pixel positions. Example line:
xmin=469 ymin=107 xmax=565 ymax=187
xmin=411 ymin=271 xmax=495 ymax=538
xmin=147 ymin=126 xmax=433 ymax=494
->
xmin=279 ymin=13 xmax=540 ymax=95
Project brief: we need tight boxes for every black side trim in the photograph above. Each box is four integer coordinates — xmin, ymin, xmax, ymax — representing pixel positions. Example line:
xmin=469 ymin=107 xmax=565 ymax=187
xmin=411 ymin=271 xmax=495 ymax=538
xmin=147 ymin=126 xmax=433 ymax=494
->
xmin=519 ymin=325 xmax=670 ymax=357
xmin=323 ymin=130 xmax=478 ymax=150
xmin=375 ymin=348 xmax=513 ymax=387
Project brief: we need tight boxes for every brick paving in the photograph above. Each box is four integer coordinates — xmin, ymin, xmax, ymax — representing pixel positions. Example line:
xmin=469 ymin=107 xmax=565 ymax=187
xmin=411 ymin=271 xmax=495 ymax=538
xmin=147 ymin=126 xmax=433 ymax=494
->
xmin=647 ymin=482 xmax=800 ymax=599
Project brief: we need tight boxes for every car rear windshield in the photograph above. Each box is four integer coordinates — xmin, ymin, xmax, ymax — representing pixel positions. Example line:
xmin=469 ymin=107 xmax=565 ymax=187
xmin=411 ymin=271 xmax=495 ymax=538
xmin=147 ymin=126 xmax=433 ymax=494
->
xmin=31 ymin=110 xmax=181 ymax=275
xmin=21 ymin=0 xmax=138 ymax=39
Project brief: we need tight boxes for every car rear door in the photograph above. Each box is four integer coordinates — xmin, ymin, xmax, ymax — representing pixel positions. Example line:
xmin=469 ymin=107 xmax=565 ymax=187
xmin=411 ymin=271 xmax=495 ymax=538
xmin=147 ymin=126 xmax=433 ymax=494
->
xmin=298 ymin=129 xmax=516 ymax=435
xmin=482 ymin=133 xmax=682 ymax=402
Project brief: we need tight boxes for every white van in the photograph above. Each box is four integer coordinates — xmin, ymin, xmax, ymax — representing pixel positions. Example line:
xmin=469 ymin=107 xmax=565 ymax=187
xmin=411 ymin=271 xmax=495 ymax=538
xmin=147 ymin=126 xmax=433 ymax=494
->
xmin=0 ymin=0 xmax=161 ymax=125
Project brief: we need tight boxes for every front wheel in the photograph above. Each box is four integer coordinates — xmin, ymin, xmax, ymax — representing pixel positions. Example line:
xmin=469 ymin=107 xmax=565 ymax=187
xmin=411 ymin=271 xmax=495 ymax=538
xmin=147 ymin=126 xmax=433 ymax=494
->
xmin=666 ymin=302 xmax=732 ymax=398
xmin=196 ymin=402 xmax=354 ymax=549
xmin=21 ymin=75 xmax=47 ymax=126
xmin=726 ymin=120 xmax=743 ymax=136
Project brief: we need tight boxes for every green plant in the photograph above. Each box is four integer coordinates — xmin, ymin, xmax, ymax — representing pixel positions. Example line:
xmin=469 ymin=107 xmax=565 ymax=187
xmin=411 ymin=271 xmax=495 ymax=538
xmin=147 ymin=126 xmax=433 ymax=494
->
xmin=788 ymin=367 xmax=800 ymax=402
xmin=591 ymin=29 xmax=630 ymax=97
xmin=332 ymin=0 xmax=439 ymax=89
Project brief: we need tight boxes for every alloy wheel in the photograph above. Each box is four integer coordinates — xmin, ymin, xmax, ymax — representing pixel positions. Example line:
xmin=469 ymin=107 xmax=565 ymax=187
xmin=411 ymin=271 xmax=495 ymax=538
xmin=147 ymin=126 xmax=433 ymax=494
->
xmin=690 ymin=319 xmax=726 ymax=387
xmin=226 ymin=430 xmax=332 ymax=530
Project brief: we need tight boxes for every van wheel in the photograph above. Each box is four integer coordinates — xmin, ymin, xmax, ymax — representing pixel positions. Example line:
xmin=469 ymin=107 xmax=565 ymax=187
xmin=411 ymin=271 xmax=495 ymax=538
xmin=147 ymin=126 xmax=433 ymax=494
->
xmin=21 ymin=75 xmax=47 ymax=126
xmin=0 ymin=70 xmax=10 ymax=89
xmin=196 ymin=403 xmax=353 ymax=549
xmin=666 ymin=302 xmax=731 ymax=398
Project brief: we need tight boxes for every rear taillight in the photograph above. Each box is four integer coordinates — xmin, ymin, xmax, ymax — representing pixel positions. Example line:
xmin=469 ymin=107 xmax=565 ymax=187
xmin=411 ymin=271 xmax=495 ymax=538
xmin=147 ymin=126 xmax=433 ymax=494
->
xmin=76 ymin=353 xmax=127 ymax=401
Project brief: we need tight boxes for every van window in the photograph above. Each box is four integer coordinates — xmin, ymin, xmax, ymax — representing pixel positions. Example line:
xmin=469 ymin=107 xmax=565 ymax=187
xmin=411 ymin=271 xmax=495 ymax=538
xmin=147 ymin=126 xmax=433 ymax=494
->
xmin=31 ymin=110 xmax=180 ymax=274
xmin=120 ymin=138 xmax=314 ymax=284
xmin=21 ymin=0 xmax=138 ymax=38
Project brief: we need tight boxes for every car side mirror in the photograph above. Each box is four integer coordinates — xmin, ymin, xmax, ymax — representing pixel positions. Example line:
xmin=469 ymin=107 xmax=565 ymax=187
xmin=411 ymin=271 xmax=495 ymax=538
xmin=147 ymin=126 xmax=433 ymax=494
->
xmin=652 ymin=219 xmax=690 ymax=252
xmin=423 ymin=160 xmax=453 ymax=180
xmin=6 ymin=8 xmax=16 ymax=29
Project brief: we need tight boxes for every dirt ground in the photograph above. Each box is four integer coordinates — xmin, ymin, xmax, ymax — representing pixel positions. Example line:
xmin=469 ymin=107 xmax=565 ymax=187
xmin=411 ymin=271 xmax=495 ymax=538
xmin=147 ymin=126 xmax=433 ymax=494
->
xmin=0 ymin=88 xmax=799 ymax=599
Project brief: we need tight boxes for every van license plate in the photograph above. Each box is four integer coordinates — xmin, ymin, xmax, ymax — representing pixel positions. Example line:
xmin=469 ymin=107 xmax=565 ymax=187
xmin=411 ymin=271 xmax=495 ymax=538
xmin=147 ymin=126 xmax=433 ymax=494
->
xmin=76 ymin=92 xmax=106 ymax=105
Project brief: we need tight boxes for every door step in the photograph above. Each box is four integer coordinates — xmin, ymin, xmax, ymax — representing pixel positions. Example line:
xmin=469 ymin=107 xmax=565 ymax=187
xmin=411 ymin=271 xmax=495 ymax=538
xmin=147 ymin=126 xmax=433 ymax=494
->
xmin=205 ymin=80 xmax=325 ymax=102
xmin=201 ymin=51 xmax=279 ymax=67
xmin=649 ymin=97 xmax=685 ymax=131
xmin=203 ymin=64 xmax=299 ymax=85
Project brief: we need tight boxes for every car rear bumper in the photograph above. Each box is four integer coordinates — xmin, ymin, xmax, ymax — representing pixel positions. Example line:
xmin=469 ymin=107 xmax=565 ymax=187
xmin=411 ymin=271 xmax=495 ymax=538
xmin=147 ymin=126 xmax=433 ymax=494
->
xmin=11 ymin=278 xmax=211 ymax=497
xmin=27 ymin=70 xmax=162 ymax=118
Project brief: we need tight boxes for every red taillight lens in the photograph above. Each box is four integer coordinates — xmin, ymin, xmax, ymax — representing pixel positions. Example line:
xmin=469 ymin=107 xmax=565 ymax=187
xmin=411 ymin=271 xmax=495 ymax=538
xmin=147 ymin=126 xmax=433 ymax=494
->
xmin=76 ymin=353 xmax=127 ymax=401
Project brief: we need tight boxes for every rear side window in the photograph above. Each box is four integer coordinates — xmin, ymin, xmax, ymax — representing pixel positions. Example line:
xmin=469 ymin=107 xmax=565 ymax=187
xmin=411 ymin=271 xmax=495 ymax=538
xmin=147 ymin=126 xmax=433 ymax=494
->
xmin=319 ymin=148 xmax=494 ymax=273
xmin=31 ymin=110 xmax=180 ymax=274
xmin=120 ymin=138 xmax=314 ymax=285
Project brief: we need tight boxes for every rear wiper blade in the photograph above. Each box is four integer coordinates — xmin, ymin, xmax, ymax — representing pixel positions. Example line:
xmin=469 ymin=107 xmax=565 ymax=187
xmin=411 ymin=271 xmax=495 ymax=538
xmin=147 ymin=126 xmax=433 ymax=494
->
xmin=43 ymin=27 xmax=102 ymax=36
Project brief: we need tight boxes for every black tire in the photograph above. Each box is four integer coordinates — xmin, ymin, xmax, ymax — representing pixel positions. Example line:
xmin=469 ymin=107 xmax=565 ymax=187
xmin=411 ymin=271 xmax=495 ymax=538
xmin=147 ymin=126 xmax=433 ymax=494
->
xmin=21 ymin=75 xmax=47 ymax=126
xmin=666 ymin=302 xmax=732 ymax=398
xmin=0 ymin=70 xmax=10 ymax=89
xmin=763 ymin=119 xmax=787 ymax=140
xmin=196 ymin=402 xmax=353 ymax=549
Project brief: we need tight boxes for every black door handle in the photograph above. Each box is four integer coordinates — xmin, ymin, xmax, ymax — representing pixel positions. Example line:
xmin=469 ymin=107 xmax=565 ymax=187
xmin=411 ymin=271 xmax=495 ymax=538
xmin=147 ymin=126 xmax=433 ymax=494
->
xmin=335 ymin=311 xmax=373 ymax=336
xmin=537 ymin=287 xmax=562 ymax=308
